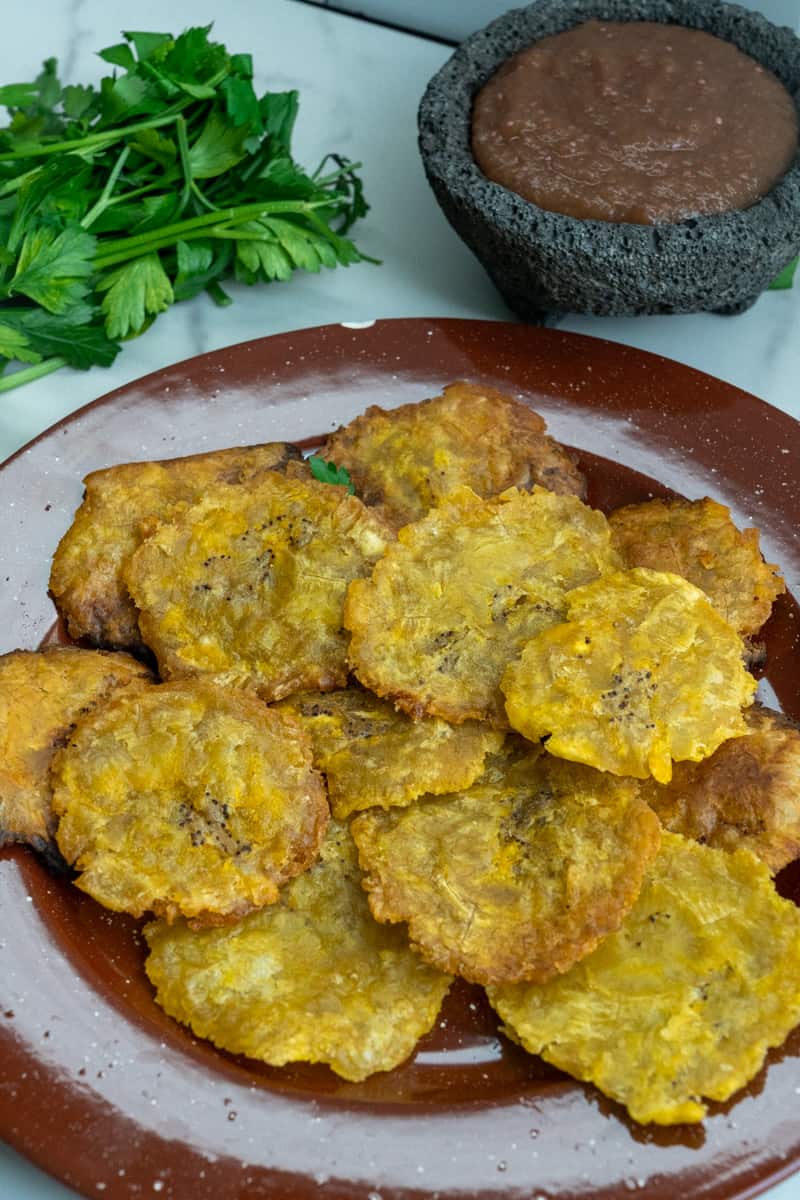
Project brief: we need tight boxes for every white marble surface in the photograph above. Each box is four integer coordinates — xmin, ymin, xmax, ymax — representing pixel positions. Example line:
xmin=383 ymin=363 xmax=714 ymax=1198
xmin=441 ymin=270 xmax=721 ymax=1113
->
xmin=0 ymin=2 xmax=799 ymax=1198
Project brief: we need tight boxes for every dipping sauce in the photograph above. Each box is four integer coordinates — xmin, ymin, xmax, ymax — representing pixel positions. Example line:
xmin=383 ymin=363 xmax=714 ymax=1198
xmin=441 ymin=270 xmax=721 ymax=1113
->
xmin=471 ymin=20 xmax=799 ymax=224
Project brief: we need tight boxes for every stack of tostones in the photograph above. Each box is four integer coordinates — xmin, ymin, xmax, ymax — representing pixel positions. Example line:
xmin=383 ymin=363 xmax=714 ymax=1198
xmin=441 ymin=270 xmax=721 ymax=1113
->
xmin=4 ymin=383 xmax=797 ymax=1112
xmin=126 ymin=471 xmax=392 ymax=701
xmin=351 ymin=740 xmax=661 ymax=984
xmin=51 ymin=681 xmax=328 ymax=925
xmin=321 ymin=380 xmax=586 ymax=526
xmin=488 ymin=833 xmax=800 ymax=1125
xmin=639 ymin=706 xmax=800 ymax=872
xmin=144 ymin=821 xmax=452 ymax=1080
xmin=274 ymin=686 xmax=503 ymax=817
xmin=0 ymin=646 xmax=151 ymax=849
xmin=49 ymin=441 xmax=301 ymax=650
xmin=502 ymin=567 xmax=757 ymax=783
xmin=346 ymin=485 xmax=620 ymax=725
xmin=609 ymin=496 xmax=785 ymax=637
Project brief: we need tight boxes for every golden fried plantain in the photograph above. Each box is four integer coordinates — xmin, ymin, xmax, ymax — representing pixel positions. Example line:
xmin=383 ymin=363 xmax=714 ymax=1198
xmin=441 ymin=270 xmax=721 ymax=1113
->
xmin=49 ymin=441 xmax=302 ymax=650
xmin=125 ymin=472 xmax=392 ymax=701
xmin=345 ymin=486 xmax=620 ymax=726
xmin=321 ymin=381 xmax=585 ymax=526
xmin=144 ymin=820 xmax=452 ymax=1080
xmin=274 ymin=687 xmax=504 ymax=818
xmin=502 ymin=567 xmax=756 ymax=783
xmin=51 ymin=680 xmax=329 ymax=925
xmin=351 ymin=740 xmax=661 ymax=985
xmin=0 ymin=646 xmax=151 ymax=849
xmin=488 ymin=832 xmax=800 ymax=1125
xmin=640 ymin=706 xmax=800 ymax=872
xmin=609 ymin=496 xmax=785 ymax=637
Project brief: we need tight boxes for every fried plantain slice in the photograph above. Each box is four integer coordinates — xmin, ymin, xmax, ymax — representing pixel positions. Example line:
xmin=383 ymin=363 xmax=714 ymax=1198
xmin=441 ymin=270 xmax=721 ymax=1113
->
xmin=126 ymin=472 xmax=392 ymax=701
xmin=502 ymin=567 xmax=756 ymax=783
xmin=321 ymin=380 xmax=586 ymax=526
xmin=49 ymin=441 xmax=302 ymax=651
xmin=144 ymin=820 xmax=452 ymax=1080
xmin=488 ymin=832 xmax=800 ymax=1125
xmin=274 ymin=687 xmax=504 ymax=818
xmin=51 ymin=680 xmax=329 ymax=925
xmin=640 ymin=706 xmax=800 ymax=872
xmin=351 ymin=740 xmax=661 ymax=985
xmin=609 ymin=496 xmax=785 ymax=638
xmin=0 ymin=646 xmax=151 ymax=849
xmin=345 ymin=486 xmax=620 ymax=726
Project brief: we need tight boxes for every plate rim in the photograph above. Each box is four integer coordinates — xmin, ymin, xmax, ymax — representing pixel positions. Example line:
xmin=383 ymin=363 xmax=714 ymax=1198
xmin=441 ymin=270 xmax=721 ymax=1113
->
xmin=4 ymin=316 xmax=799 ymax=475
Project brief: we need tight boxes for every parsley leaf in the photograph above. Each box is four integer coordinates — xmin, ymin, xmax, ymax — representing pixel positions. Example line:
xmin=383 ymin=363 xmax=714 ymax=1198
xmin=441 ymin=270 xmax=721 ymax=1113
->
xmin=100 ymin=72 xmax=160 ymax=123
xmin=261 ymin=91 xmax=299 ymax=149
xmin=188 ymin=110 xmax=251 ymax=178
xmin=769 ymin=257 xmax=797 ymax=291
xmin=61 ymin=84 xmax=96 ymax=122
xmin=0 ymin=84 xmax=40 ymax=108
xmin=97 ymin=252 xmax=174 ymax=338
xmin=35 ymin=59 xmax=61 ymax=111
xmin=0 ymin=323 xmax=41 ymax=364
xmin=7 ymin=156 xmax=88 ymax=253
xmin=308 ymin=456 xmax=356 ymax=494
xmin=129 ymin=127 xmax=176 ymax=167
xmin=165 ymin=26 xmax=228 ymax=87
xmin=9 ymin=224 xmax=95 ymax=313
xmin=0 ymin=306 xmax=119 ymax=369
xmin=172 ymin=238 xmax=232 ymax=301
xmin=122 ymin=31 xmax=173 ymax=64
xmin=222 ymin=75 xmax=262 ymax=131
xmin=97 ymin=43 xmax=137 ymax=71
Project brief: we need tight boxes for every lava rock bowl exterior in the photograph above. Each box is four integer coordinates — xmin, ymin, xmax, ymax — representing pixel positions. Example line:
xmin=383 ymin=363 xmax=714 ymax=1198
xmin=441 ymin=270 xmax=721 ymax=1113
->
xmin=418 ymin=0 xmax=800 ymax=319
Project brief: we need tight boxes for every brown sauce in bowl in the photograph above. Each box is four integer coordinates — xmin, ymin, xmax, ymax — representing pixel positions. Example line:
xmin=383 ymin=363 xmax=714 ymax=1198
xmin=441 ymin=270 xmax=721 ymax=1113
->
xmin=471 ymin=20 xmax=799 ymax=224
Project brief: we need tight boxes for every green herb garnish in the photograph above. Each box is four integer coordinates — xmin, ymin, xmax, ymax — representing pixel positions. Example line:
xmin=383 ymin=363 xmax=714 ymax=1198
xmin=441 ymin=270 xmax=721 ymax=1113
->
xmin=769 ymin=256 xmax=798 ymax=291
xmin=308 ymin=456 xmax=355 ymax=494
xmin=0 ymin=27 xmax=373 ymax=392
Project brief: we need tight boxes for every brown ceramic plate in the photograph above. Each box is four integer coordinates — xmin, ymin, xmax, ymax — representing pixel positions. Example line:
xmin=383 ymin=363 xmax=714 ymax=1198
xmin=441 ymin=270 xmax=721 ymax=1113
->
xmin=1 ymin=318 xmax=798 ymax=1200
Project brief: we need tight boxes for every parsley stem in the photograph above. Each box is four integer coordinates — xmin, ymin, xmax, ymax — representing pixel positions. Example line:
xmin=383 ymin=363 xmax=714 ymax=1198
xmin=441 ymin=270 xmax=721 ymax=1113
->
xmin=0 ymin=355 xmax=66 ymax=392
xmin=100 ymin=179 xmax=170 ymax=209
xmin=175 ymin=115 xmax=193 ymax=208
xmin=92 ymin=200 xmax=335 ymax=268
xmin=313 ymin=160 xmax=364 ymax=187
xmin=174 ymin=118 xmax=217 ymax=213
xmin=205 ymin=280 xmax=232 ymax=307
xmin=190 ymin=181 xmax=219 ymax=213
xmin=93 ymin=226 xmax=243 ymax=266
xmin=0 ymin=166 xmax=40 ymax=198
xmin=80 ymin=145 xmax=131 ymax=230
xmin=0 ymin=107 xmax=191 ymax=163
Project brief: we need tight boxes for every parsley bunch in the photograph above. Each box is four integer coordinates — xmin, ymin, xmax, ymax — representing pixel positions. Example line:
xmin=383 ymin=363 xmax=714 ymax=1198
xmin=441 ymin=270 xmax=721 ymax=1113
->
xmin=0 ymin=27 xmax=372 ymax=393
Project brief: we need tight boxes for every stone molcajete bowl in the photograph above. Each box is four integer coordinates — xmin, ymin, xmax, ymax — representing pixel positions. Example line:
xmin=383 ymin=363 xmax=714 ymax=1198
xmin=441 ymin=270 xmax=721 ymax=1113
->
xmin=418 ymin=0 xmax=800 ymax=318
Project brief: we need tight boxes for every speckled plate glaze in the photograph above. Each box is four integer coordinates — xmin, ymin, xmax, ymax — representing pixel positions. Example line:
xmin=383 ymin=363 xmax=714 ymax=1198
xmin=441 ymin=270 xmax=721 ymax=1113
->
xmin=0 ymin=318 xmax=798 ymax=1200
